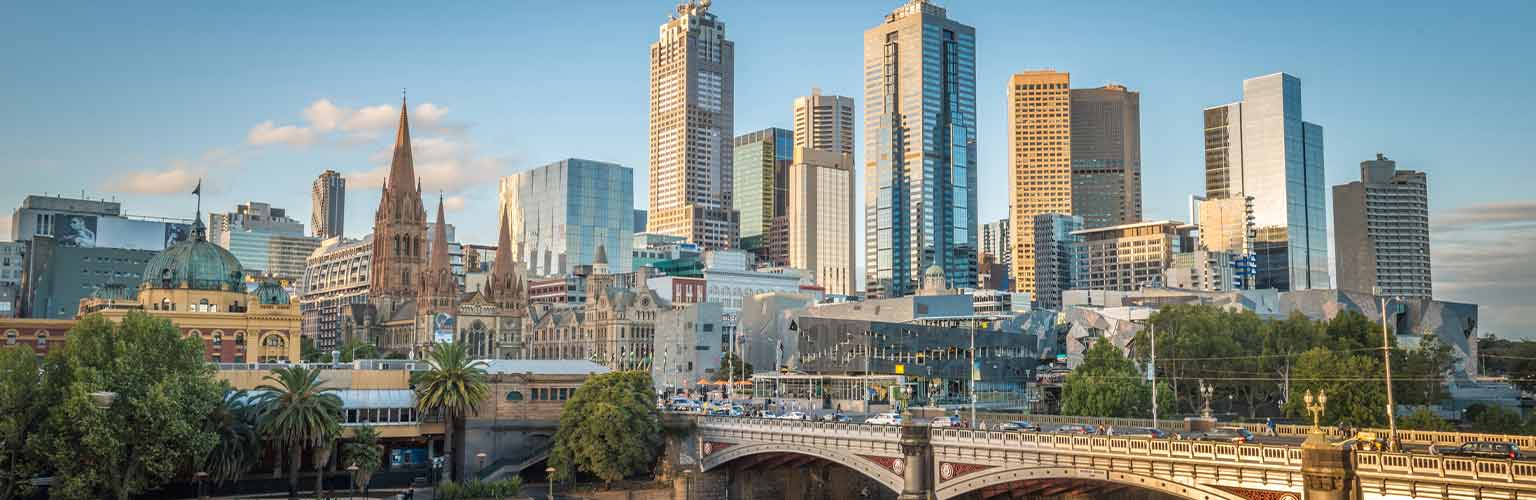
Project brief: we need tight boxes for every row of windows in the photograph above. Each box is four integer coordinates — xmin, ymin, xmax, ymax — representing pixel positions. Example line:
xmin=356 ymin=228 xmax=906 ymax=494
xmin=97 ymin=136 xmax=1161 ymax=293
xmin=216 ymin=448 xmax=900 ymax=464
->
xmin=507 ymin=387 xmax=575 ymax=401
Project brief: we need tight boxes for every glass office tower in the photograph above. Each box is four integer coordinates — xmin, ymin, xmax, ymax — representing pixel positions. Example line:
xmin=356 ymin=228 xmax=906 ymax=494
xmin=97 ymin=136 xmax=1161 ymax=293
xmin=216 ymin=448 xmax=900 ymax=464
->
xmin=499 ymin=159 xmax=635 ymax=277
xmin=863 ymin=0 xmax=977 ymax=297
xmin=1203 ymin=73 xmax=1327 ymax=291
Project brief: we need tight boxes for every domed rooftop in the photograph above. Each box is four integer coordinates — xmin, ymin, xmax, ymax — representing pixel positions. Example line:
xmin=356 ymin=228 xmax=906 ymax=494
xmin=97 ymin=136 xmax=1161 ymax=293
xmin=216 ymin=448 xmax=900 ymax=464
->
xmin=142 ymin=221 xmax=244 ymax=291
xmin=253 ymin=280 xmax=290 ymax=305
xmin=924 ymin=265 xmax=945 ymax=279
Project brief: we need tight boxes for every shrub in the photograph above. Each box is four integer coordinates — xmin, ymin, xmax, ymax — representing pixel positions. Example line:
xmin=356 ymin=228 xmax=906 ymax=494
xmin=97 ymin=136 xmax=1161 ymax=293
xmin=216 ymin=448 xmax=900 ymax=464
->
xmin=435 ymin=478 xmax=525 ymax=499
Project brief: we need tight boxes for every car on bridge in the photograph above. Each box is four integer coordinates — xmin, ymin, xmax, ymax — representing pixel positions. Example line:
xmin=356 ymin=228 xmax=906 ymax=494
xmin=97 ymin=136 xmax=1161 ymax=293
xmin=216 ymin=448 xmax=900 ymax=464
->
xmin=998 ymin=420 xmax=1041 ymax=432
xmin=1108 ymin=427 xmax=1168 ymax=438
xmin=931 ymin=415 xmax=961 ymax=428
xmin=818 ymin=413 xmax=851 ymax=423
xmin=1053 ymin=423 xmax=1097 ymax=435
xmin=1187 ymin=427 xmax=1254 ymax=443
xmin=1433 ymin=441 xmax=1524 ymax=460
xmin=864 ymin=413 xmax=902 ymax=425
xmin=778 ymin=411 xmax=809 ymax=420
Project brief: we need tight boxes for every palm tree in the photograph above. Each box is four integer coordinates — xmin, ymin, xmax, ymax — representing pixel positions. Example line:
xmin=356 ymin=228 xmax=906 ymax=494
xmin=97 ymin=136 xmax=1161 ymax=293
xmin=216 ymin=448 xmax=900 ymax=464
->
xmin=255 ymin=365 xmax=342 ymax=499
xmin=344 ymin=425 xmax=384 ymax=494
xmin=203 ymin=390 xmax=262 ymax=486
xmin=415 ymin=342 xmax=489 ymax=482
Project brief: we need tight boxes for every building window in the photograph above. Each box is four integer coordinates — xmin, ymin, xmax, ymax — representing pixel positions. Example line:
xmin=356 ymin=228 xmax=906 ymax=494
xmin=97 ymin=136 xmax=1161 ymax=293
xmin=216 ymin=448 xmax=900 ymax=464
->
xmin=506 ymin=391 xmax=524 ymax=401
xmin=4 ymin=330 xmax=15 ymax=346
xmin=35 ymin=332 xmax=47 ymax=347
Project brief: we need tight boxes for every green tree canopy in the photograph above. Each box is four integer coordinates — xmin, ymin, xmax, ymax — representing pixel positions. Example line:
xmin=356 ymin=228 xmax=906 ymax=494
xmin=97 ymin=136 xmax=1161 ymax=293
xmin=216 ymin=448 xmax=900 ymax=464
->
xmin=1285 ymin=347 xmax=1387 ymax=428
xmin=0 ymin=346 xmax=45 ymax=500
xmin=550 ymin=371 xmax=662 ymax=486
xmin=414 ymin=342 xmax=489 ymax=483
xmin=718 ymin=352 xmax=753 ymax=381
xmin=1399 ymin=407 xmax=1454 ymax=432
xmin=255 ymin=365 xmax=342 ymax=499
xmin=33 ymin=312 xmax=223 ymax=500
xmin=202 ymin=388 xmax=262 ymax=485
xmin=1062 ymin=340 xmax=1170 ymax=418
xmin=344 ymin=425 xmax=385 ymax=494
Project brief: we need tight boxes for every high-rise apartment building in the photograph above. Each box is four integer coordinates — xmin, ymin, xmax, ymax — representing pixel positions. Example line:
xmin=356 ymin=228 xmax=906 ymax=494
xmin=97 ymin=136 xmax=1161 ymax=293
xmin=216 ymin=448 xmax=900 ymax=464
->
xmin=980 ymin=218 xmax=1011 ymax=271
xmin=499 ymin=158 xmax=635 ymax=277
xmin=300 ymin=235 xmax=372 ymax=349
xmin=864 ymin=0 xmax=977 ymax=297
xmin=312 ymin=170 xmax=346 ymax=239
xmin=647 ymin=0 xmax=738 ymax=250
xmin=732 ymin=128 xmax=793 ymax=260
xmin=1074 ymin=220 xmax=1192 ymax=292
xmin=1204 ymin=73 xmax=1328 ymax=291
xmin=787 ymin=148 xmax=856 ymax=296
xmin=1333 ymin=153 xmax=1431 ymax=298
xmin=1033 ymin=213 xmax=1083 ymax=310
xmin=793 ymin=89 xmax=855 ymax=156
xmin=1008 ymin=70 xmax=1142 ymax=298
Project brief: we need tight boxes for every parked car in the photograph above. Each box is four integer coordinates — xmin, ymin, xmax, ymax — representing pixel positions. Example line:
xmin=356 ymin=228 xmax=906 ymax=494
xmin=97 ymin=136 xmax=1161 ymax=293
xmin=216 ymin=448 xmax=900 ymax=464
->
xmin=780 ymin=411 xmax=809 ymax=421
xmin=999 ymin=420 xmax=1042 ymax=432
xmin=1108 ymin=427 xmax=1168 ymax=439
xmin=1433 ymin=441 xmax=1523 ymax=460
xmin=865 ymin=413 xmax=903 ymax=426
xmin=820 ymin=413 xmax=851 ymax=423
xmin=1190 ymin=427 xmax=1254 ymax=443
xmin=931 ymin=415 xmax=961 ymax=428
xmin=668 ymin=398 xmax=700 ymax=412
xmin=1053 ymin=423 xmax=1097 ymax=435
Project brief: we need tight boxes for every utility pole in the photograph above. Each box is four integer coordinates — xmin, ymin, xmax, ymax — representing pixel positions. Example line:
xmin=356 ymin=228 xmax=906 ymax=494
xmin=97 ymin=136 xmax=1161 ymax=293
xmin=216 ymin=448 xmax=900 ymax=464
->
xmin=1150 ymin=320 xmax=1158 ymax=429
xmin=1375 ymin=286 xmax=1399 ymax=451
xmin=970 ymin=317 xmax=977 ymax=429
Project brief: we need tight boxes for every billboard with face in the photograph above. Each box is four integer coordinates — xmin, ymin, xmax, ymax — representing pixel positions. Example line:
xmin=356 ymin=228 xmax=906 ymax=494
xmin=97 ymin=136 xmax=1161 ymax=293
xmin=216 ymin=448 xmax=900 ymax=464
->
xmin=92 ymin=217 xmax=186 ymax=251
xmin=164 ymin=223 xmax=190 ymax=248
xmin=433 ymin=312 xmax=456 ymax=344
xmin=54 ymin=215 xmax=98 ymax=248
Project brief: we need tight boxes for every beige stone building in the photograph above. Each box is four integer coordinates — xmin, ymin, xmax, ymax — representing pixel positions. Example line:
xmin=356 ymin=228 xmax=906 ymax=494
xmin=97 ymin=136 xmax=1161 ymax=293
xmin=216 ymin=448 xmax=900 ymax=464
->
xmin=1008 ymin=70 xmax=1073 ymax=298
xmin=647 ymin=0 xmax=738 ymax=249
xmin=793 ymin=88 xmax=854 ymax=156
xmin=787 ymin=148 xmax=856 ymax=296
xmin=1073 ymin=220 xmax=1192 ymax=292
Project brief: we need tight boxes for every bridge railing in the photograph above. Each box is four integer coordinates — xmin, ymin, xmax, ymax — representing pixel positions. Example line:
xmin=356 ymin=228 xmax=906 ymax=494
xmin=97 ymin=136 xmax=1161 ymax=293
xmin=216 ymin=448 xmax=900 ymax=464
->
xmin=1356 ymin=451 xmax=1536 ymax=485
xmin=975 ymin=411 xmax=1536 ymax=447
xmin=695 ymin=416 xmax=902 ymax=440
xmin=931 ymin=428 xmax=1304 ymax=467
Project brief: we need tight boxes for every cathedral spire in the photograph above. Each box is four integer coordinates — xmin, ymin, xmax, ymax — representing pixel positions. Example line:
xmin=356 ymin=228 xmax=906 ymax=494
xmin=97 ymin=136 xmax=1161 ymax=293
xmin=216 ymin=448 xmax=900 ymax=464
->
xmin=386 ymin=95 xmax=416 ymax=193
xmin=429 ymin=194 xmax=450 ymax=274
xmin=492 ymin=210 xmax=515 ymax=277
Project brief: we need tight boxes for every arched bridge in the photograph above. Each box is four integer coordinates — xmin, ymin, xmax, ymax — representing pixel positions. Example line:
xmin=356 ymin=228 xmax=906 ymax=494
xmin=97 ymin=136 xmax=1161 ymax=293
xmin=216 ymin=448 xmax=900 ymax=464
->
xmin=665 ymin=415 xmax=1536 ymax=500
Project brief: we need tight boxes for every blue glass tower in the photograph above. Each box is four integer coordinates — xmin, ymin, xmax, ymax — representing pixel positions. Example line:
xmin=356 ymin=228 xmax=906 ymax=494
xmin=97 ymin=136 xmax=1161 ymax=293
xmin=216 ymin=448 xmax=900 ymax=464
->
xmin=863 ymin=0 xmax=977 ymax=297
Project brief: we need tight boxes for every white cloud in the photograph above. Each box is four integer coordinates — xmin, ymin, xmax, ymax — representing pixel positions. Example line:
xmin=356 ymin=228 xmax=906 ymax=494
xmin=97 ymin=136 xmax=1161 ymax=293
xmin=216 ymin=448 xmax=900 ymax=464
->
xmin=443 ymin=195 xmax=466 ymax=213
xmin=0 ymin=216 xmax=12 ymax=241
xmin=248 ymin=98 xmax=458 ymax=149
xmin=1431 ymin=200 xmax=1536 ymax=337
xmin=106 ymin=148 xmax=239 ymax=195
xmin=246 ymin=121 xmax=317 ymax=146
xmin=344 ymin=136 xmax=510 ymax=195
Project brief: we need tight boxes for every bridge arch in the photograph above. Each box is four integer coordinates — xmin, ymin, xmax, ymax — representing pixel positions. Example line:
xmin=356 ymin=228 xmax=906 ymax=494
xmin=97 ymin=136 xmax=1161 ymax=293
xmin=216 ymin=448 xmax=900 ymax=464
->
xmin=935 ymin=465 xmax=1254 ymax=500
xmin=699 ymin=442 xmax=903 ymax=494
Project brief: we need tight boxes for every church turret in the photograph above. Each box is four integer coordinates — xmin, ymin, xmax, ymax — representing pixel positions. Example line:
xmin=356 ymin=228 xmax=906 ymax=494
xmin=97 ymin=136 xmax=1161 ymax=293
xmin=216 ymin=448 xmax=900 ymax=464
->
xmin=418 ymin=194 xmax=458 ymax=313
xmin=370 ymin=93 xmax=428 ymax=310
xmin=486 ymin=210 xmax=525 ymax=309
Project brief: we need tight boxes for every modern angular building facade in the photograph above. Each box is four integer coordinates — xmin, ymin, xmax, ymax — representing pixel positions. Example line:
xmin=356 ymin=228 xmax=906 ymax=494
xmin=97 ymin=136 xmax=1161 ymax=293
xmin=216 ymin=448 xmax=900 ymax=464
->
xmin=647 ymin=0 xmax=738 ymax=250
xmin=1333 ymin=153 xmax=1431 ymax=298
xmin=1203 ymin=73 xmax=1328 ymax=291
xmin=864 ymin=0 xmax=977 ymax=297
xmin=499 ymin=158 xmax=635 ymax=277
xmin=1033 ymin=213 xmax=1083 ymax=310
xmin=312 ymin=170 xmax=346 ymax=239
xmin=208 ymin=201 xmax=319 ymax=281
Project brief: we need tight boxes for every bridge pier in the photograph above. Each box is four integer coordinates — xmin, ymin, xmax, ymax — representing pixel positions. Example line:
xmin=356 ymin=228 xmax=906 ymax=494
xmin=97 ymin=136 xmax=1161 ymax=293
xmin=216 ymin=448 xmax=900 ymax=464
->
xmin=898 ymin=421 xmax=933 ymax=500
xmin=1301 ymin=432 xmax=1357 ymax=500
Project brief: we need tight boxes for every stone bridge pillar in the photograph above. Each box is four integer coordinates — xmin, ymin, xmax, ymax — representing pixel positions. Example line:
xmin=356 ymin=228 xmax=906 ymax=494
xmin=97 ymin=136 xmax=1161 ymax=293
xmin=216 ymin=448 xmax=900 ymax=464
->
xmin=898 ymin=421 xmax=933 ymax=500
xmin=1301 ymin=432 xmax=1357 ymax=500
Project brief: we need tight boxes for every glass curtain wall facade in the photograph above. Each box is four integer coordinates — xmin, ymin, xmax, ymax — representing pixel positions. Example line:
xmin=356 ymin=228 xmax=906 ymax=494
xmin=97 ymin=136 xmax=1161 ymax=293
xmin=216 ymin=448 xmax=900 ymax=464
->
xmin=1203 ymin=73 xmax=1327 ymax=291
xmin=499 ymin=159 xmax=634 ymax=277
xmin=732 ymin=128 xmax=793 ymax=244
xmin=864 ymin=0 xmax=977 ymax=297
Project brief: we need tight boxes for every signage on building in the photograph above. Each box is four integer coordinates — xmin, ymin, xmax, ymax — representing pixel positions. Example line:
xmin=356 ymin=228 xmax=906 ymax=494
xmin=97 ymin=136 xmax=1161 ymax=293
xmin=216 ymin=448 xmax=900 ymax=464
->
xmin=433 ymin=312 xmax=455 ymax=343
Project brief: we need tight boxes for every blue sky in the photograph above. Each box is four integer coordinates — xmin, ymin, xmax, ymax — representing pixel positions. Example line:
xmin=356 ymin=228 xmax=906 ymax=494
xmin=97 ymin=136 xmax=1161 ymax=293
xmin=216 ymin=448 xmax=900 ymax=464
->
xmin=2 ymin=0 xmax=1534 ymax=335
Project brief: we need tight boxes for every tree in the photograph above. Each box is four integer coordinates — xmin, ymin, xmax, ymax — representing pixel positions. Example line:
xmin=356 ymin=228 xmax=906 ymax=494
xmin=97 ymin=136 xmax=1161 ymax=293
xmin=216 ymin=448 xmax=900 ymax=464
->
xmin=0 ymin=346 xmax=45 ymax=500
xmin=414 ymin=342 xmax=489 ymax=483
xmin=255 ymin=365 xmax=342 ymax=500
xmin=202 ymin=389 xmax=262 ymax=485
xmin=1394 ymin=334 xmax=1455 ymax=406
xmin=718 ymin=353 xmax=753 ymax=381
xmin=338 ymin=337 xmax=379 ymax=363
xmin=32 ymin=312 xmax=223 ymax=500
xmin=300 ymin=336 xmax=324 ymax=363
xmin=1061 ymin=340 xmax=1170 ymax=418
xmin=1399 ymin=407 xmax=1454 ymax=432
xmin=1285 ymin=347 xmax=1387 ymax=428
xmin=1466 ymin=404 xmax=1524 ymax=434
xmin=343 ymin=426 xmax=384 ymax=494
xmin=550 ymin=371 xmax=662 ymax=487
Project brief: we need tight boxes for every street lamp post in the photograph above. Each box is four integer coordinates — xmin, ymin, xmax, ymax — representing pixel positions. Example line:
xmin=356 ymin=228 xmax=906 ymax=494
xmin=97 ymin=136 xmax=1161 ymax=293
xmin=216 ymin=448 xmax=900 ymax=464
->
xmin=1198 ymin=380 xmax=1214 ymax=420
xmin=1304 ymin=390 xmax=1328 ymax=432
xmin=545 ymin=467 xmax=557 ymax=499
xmin=194 ymin=471 xmax=208 ymax=500
xmin=969 ymin=317 xmax=977 ymax=429
xmin=346 ymin=463 xmax=358 ymax=500
xmin=1374 ymin=286 xmax=1400 ymax=451
xmin=476 ymin=451 xmax=488 ymax=479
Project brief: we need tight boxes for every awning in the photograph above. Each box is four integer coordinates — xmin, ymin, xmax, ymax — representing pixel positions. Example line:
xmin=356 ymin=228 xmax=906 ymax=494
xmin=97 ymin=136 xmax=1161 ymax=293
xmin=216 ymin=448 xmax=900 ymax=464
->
xmin=333 ymin=389 xmax=416 ymax=409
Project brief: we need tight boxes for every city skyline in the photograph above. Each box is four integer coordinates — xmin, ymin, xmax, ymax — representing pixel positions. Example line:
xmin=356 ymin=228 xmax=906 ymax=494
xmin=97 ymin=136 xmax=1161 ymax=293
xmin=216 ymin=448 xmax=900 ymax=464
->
xmin=2 ymin=0 xmax=1533 ymax=335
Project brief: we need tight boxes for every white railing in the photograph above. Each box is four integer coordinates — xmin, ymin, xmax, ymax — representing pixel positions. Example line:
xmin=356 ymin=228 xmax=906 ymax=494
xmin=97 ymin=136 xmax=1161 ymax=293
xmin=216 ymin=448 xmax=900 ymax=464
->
xmin=974 ymin=411 xmax=1536 ymax=448
xmin=932 ymin=428 xmax=1304 ymax=467
xmin=1356 ymin=452 xmax=1536 ymax=486
xmin=696 ymin=416 xmax=902 ymax=441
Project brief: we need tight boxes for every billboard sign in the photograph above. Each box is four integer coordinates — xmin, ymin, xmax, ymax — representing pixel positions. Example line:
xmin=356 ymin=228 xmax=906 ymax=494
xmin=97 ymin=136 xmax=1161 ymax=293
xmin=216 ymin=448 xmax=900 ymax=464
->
xmin=53 ymin=215 xmax=98 ymax=248
xmin=433 ymin=312 xmax=456 ymax=344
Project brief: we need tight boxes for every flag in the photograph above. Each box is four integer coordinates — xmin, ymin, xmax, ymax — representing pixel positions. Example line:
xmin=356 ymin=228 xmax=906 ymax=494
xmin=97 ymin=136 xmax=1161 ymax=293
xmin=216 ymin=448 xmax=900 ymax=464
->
xmin=191 ymin=180 xmax=202 ymax=196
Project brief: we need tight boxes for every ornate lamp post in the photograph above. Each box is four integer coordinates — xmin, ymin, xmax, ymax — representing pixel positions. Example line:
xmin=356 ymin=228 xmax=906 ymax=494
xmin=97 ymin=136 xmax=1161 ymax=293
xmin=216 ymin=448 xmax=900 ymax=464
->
xmin=1198 ymin=380 xmax=1215 ymax=419
xmin=1304 ymin=390 xmax=1328 ymax=433
xmin=346 ymin=463 xmax=358 ymax=500
xmin=545 ymin=467 xmax=557 ymax=499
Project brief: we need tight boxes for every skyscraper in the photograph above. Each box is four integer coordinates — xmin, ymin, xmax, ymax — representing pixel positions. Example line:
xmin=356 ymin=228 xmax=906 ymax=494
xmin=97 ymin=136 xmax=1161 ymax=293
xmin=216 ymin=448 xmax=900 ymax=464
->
xmin=312 ymin=170 xmax=345 ymax=239
xmin=1204 ymin=73 xmax=1328 ymax=291
xmin=1033 ymin=213 xmax=1083 ymax=310
xmin=732 ymin=127 xmax=793 ymax=264
xmin=787 ymin=147 xmax=856 ymax=296
xmin=207 ymin=201 xmax=319 ymax=280
xmin=864 ymin=0 xmax=977 ymax=297
xmin=499 ymin=158 xmax=635 ymax=277
xmin=1008 ymin=70 xmax=1142 ymax=300
xmin=980 ymin=218 xmax=1010 ymax=270
xmin=647 ymin=0 xmax=738 ymax=250
xmin=1333 ymin=153 xmax=1431 ymax=298
xmin=1007 ymin=70 xmax=1072 ymax=299
xmin=793 ymin=89 xmax=855 ymax=156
